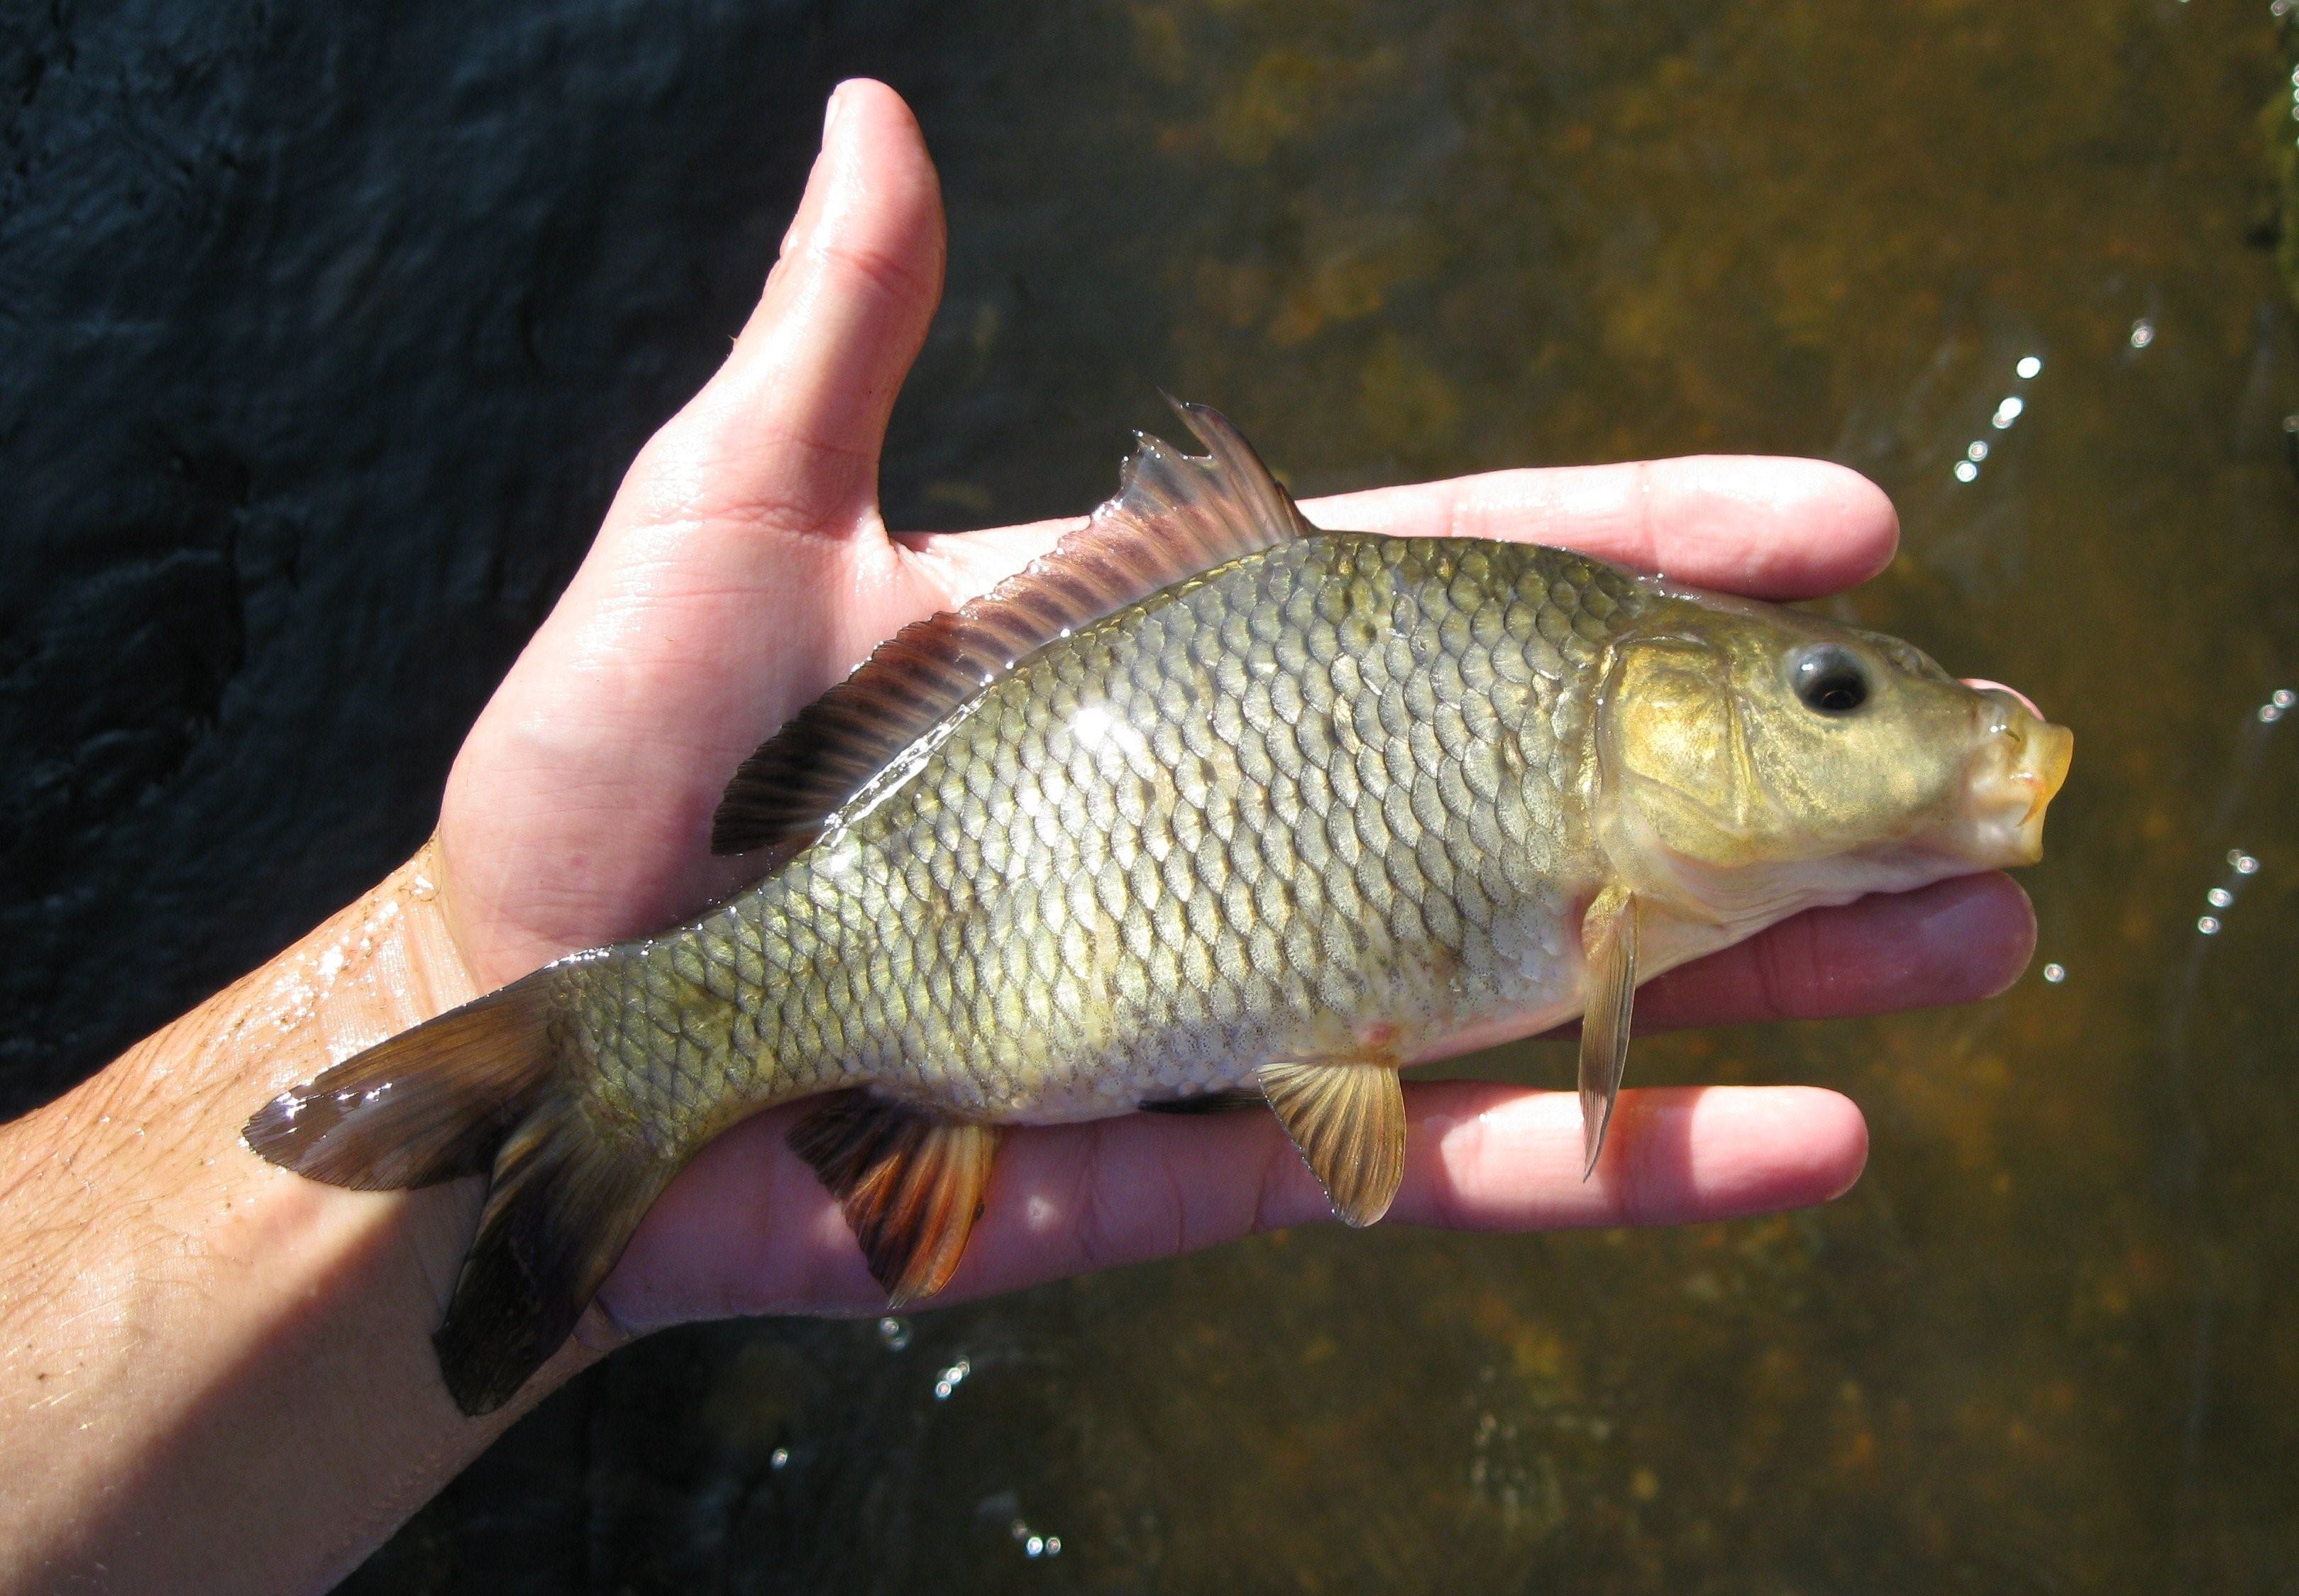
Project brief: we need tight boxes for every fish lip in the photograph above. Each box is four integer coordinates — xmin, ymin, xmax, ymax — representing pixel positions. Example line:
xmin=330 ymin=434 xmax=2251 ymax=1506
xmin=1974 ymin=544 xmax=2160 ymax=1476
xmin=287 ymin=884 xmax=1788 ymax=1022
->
xmin=1959 ymin=691 xmax=2073 ymax=866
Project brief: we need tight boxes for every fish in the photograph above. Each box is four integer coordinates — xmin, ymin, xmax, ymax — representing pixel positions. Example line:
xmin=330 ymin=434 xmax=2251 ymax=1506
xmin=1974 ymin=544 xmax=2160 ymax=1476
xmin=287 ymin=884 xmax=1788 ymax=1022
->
xmin=244 ymin=401 xmax=2073 ymax=1416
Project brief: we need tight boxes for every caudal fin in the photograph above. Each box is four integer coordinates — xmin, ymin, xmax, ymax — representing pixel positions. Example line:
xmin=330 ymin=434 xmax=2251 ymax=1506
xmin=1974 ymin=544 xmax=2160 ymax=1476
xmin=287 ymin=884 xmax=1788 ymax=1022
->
xmin=243 ymin=975 xmax=558 ymax=1188
xmin=243 ymin=967 xmax=676 ymax=1416
xmin=431 ymin=1087 xmax=672 ymax=1414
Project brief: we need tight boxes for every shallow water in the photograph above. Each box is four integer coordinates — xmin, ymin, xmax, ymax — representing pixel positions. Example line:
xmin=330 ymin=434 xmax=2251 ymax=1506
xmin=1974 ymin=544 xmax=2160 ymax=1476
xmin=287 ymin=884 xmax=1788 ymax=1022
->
xmin=8 ymin=1 xmax=2298 ymax=1590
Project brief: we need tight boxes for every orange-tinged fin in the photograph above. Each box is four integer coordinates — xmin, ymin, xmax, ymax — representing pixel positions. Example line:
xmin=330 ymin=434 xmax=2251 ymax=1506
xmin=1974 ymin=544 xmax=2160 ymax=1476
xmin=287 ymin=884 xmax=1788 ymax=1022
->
xmin=242 ymin=973 xmax=556 ymax=1189
xmin=788 ymin=1091 xmax=1005 ymax=1306
xmin=431 ymin=1089 xmax=673 ymax=1415
xmin=1577 ymin=884 xmax=1640 ymax=1180
xmin=1257 ymin=1058 xmax=1407 ymax=1228
xmin=711 ymin=399 xmax=1311 ymax=856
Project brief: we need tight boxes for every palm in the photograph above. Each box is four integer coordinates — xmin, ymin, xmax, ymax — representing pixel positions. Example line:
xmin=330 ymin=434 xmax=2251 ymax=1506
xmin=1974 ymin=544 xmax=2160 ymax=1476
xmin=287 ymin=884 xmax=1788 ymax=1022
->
xmin=428 ymin=82 xmax=2031 ymax=1336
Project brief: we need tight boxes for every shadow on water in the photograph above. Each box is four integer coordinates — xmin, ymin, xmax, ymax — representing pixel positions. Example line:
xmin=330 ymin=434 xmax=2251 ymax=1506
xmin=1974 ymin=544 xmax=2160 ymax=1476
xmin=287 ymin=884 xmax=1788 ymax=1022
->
xmin=6 ymin=1 xmax=2299 ymax=1591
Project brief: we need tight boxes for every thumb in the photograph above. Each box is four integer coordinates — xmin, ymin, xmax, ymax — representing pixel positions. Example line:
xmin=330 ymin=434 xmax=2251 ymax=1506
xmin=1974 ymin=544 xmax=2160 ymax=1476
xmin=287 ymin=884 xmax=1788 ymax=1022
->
xmin=647 ymin=77 xmax=947 ymax=538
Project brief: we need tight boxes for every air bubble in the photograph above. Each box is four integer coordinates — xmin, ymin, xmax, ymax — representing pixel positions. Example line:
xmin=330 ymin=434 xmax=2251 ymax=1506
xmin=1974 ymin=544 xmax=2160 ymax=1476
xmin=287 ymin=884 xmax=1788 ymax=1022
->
xmin=876 ymin=1317 xmax=911 ymax=1350
xmin=1991 ymin=396 xmax=2026 ymax=429
xmin=1967 ymin=440 xmax=1990 ymax=463
xmin=2129 ymin=319 xmax=2154 ymax=350
xmin=933 ymin=1357 xmax=971 ymax=1399
xmin=769 ymin=1447 xmax=790 ymax=1470
xmin=2015 ymin=356 xmax=2043 ymax=380
xmin=1954 ymin=460 xmax=1980 ymax=483
xmin=1011 ymin=1519 xmax=1064 ymax=1558
xmin=2207 ymin=887 xmax=2234 ymax=910
xmin=2041 ymin=963 xmax=2066 ymax=984
xmin=2230 ymin=852 xmax=2261 ymax=875
xmin=2198 ymin=915 xmax=2222 ymax=936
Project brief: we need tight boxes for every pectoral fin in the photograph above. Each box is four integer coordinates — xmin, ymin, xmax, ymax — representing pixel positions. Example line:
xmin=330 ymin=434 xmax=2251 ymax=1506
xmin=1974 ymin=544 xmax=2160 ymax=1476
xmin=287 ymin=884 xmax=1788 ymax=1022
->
xmin=1257 ymin=1058 xmax=1407 ymax=1228
xmin=789 ymin=1092 xmax=1005 ymax=1307
xmin=1577 ymin=884 xmax=1641 ymax=1180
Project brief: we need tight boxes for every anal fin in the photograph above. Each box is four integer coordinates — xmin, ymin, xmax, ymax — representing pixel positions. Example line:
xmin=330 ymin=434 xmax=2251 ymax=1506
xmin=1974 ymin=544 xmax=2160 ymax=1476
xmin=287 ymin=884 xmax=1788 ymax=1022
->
xmin=788 ymin=1091 xmax=1004 ymax=1306
xmin=1257 ymin=1058 xmax=1407 ymax=1228
xmin=1577 ymin=884 xmax=1641 ymax=1180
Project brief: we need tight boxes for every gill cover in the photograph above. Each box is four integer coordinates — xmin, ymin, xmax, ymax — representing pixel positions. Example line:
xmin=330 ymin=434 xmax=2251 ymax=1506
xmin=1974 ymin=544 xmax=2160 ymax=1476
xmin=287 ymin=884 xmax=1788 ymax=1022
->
xmin=1597 ymin=632 xmax=1760 ymax=874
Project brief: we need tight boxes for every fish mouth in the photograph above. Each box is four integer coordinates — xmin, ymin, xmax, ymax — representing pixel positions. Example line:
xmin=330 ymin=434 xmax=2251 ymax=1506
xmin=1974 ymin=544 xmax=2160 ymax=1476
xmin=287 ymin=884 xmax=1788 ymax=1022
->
xmin=1959 ymin=689 xmax=2073 ymax=867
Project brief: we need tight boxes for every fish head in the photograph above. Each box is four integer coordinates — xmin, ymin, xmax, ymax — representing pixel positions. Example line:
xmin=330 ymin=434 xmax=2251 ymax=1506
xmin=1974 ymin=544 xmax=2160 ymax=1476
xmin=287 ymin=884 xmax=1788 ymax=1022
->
xmin=1591 ymin=593 xmax=2072 ymax=925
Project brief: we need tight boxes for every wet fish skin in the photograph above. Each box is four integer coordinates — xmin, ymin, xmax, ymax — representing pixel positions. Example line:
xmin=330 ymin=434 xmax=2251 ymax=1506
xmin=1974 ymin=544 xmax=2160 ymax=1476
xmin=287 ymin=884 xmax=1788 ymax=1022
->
xmin=584 ymin=532 xmax=1640 ymax=1146
xmin=244 ymin=402 xmax=2071 ymax=1414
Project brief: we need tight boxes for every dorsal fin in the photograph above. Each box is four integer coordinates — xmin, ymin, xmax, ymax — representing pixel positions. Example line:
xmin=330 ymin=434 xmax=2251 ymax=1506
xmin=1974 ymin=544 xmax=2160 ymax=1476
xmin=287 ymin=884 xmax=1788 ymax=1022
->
xmin=710 ymin=399 xmax=1312 ymax=855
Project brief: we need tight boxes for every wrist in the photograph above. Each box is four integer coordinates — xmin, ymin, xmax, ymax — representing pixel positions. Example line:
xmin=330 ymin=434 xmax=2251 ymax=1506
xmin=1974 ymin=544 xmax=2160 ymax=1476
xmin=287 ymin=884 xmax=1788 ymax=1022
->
xmin=0 ymin=842 xmax=593 ymax=1594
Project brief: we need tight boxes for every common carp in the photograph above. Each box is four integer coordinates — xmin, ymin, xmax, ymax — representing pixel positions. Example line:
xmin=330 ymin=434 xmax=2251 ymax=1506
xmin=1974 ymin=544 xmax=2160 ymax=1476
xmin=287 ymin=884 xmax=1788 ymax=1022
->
xmin=246 ymin=402 xmax=2072 ymax=1415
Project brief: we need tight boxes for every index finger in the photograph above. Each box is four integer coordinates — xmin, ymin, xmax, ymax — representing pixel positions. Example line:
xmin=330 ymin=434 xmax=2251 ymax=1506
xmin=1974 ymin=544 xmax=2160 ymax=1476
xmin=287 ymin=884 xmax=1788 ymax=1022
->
xmin=1299 ymin=454 xmax=1899 ymax=600
xmin=908 ymin=453 xmax=1899 ymax=614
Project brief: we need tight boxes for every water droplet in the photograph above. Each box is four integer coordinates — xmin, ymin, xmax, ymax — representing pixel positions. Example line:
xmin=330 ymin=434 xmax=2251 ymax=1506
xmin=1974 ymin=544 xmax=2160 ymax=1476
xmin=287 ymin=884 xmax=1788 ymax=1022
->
xmin=2128 ymin=319 xmax=2154 ymax=350
xmin=2207 ymin=887 xmax=2234 ymax=909
xmin=2041 ymin=963 xmax=2066 ymax=984
xmin=1953 ymin=460 xmax=1980 ymax=483
xmin=1991 ymin=395 xmax=2026 ymax=429
xmin=2198 ymin=915 xmax=2222 ymax=936
xmin=1966 ymin=440 xmax=1990 ymax=463
xmin=2015 ymin=355 xmax=2043 ymax=380
xmin=876 ymin=1317 xmax=911 ymax=1350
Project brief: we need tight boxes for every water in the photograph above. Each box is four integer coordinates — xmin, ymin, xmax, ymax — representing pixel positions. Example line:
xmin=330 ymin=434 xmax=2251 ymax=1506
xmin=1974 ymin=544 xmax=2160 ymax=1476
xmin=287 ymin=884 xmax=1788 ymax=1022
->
xmin=6 ymin=1 xmax=2296 ymax=1590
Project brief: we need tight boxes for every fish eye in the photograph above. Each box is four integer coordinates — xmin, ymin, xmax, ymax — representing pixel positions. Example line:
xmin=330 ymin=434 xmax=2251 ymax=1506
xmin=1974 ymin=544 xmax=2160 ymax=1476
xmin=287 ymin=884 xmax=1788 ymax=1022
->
xmin=1791 ymin=645 xmax=1869 ymax=715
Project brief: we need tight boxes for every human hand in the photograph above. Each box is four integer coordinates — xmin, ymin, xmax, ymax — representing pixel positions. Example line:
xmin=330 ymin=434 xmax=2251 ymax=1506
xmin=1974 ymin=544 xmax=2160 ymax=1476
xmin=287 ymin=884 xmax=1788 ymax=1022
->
xmin=432 ymin=80 xmax=2034 ymax=1339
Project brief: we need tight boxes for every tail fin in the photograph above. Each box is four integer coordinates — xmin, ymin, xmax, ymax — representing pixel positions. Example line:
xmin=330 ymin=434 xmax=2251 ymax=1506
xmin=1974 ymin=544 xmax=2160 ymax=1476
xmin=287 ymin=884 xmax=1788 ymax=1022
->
xmin=243 ymin=975 xmax=558 ymax=1188
xmin=243 ymin=969 xmax=676 ymax=1416
xmin=431 ymin=1088 xmax=673 ymax=1414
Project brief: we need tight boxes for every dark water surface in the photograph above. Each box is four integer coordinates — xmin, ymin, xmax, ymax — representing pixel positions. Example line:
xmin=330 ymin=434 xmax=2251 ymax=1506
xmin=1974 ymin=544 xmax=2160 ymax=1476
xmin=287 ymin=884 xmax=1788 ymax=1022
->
xmin=7 ymin=2 xmax=2299 ymax=1591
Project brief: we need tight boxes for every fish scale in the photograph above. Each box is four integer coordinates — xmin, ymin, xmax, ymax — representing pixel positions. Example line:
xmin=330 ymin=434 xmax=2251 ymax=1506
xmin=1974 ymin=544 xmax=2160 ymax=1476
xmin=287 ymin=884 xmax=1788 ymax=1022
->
xmin=570 ymin=534 xmax=1642 ymax=1143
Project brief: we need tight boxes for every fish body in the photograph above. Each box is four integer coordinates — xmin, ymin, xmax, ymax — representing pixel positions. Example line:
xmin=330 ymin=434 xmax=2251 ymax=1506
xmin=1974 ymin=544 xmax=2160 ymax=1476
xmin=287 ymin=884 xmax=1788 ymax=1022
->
xmin=602 ymin=531 xmax=1626 ymax=1138
xmin=246 ymin=404 xmax=2071 ymax=1415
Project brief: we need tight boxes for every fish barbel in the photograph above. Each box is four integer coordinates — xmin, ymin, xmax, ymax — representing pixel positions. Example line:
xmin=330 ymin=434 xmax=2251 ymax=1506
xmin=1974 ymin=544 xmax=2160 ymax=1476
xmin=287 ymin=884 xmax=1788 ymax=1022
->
xmin=246 ymin=402 xmax=2072 ymax=1414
